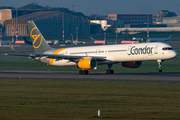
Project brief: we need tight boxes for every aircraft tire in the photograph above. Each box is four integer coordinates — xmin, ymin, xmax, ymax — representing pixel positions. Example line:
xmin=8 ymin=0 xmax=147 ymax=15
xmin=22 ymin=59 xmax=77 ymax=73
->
xmin=107 ymin=70 xmax=111 ymax=74
xmin=110 ymin=70 xmax=114 ymax=74
xmin=105 ymin=69 xmax=108 ymax=74
xmin=105 ymin=69 xmax=114 ymax=74
xmin=83 ymin=70 xmax=89 ymax=75
xmin=157 ymin=68 xmax=162 ymax=73
xmin=79 ymin=70 xmax=83 ymax=75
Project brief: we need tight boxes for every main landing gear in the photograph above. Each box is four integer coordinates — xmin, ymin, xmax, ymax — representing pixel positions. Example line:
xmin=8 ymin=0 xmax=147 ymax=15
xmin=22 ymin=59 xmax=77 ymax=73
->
xmin=79 ymin=70 xmax=89 ymax=75
xmin=105 ymin=64 xmax=114 ymax=74
xmin=157 ymin=60 xmax=163 ymax=73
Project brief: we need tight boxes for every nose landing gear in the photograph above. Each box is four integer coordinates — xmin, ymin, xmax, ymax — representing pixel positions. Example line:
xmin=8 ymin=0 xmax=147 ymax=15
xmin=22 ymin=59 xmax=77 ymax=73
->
xmin=157 ymin=60 xmax=163 ymax=73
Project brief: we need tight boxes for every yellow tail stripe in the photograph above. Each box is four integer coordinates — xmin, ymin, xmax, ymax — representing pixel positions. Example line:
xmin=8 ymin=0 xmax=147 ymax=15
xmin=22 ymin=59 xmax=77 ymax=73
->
xmin=49 ymin=48 xmax=67 ymax=65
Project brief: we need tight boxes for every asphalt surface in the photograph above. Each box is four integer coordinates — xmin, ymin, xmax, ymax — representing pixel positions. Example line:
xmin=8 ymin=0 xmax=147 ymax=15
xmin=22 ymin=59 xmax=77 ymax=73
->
xmin=0 ymin=70 xmax=180 ymax=82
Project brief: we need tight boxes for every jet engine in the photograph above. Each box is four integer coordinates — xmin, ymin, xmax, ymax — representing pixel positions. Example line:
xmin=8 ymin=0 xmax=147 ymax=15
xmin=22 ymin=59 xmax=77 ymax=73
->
xmin=77 ymin=58 xmax=97 ymax=70
xmin=121 ymin=61 xmax=142 ymax=68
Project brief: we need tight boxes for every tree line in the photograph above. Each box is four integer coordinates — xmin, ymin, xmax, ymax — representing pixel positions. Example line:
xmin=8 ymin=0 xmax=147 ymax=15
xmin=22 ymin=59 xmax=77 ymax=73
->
xmin=0 ymin=3 xmax=105 ymax=20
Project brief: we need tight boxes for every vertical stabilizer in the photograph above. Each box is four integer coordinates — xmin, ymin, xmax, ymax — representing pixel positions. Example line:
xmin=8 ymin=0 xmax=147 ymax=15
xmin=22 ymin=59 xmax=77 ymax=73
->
xmin=90 ymin=37 xmax=95 ymax=42
xmin=27 ymin=20 xmax=52 ymax=53
xmin=166 ymin=35 xmax=172 ymax=41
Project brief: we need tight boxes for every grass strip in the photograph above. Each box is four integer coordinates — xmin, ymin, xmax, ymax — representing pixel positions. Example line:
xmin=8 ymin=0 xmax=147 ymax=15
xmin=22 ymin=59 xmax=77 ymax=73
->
xmin=0 ymin=79 xmax=180 ymax=119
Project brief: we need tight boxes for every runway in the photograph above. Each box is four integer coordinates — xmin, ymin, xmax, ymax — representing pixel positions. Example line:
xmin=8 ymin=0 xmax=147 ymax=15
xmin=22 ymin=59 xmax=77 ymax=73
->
xmin=0 ymin=70 xmax=180 ymax=82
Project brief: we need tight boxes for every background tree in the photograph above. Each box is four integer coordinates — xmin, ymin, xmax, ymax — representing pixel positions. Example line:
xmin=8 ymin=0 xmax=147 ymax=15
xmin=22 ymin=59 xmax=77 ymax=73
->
xmin=89 ymin=14 xmax=106 ymax=20
xmin=106 ymin=23 xmax=116 ymax=34
xmin=0 ymin=6 xmax=15 ymax=9
xmin=19 ymin=3 xmax=44 ymax=9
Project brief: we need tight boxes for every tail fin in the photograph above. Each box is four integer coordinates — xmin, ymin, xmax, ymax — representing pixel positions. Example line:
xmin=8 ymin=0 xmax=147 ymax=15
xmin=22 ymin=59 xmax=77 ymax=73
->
xmin=89 ymin=37 xmax=95 ymax=42
xmin=27 ymin=20 xmax=52 ymax=53
xmin=166 ymin=35 xmax=172 ymax=41
xmin=8 ymin=41 xmax=16 ymax=52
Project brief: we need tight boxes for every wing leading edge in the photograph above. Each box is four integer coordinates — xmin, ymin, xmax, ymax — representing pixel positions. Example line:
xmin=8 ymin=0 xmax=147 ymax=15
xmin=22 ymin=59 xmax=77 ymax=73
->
xmin=4 ymin=51 xmax=106 ymax=62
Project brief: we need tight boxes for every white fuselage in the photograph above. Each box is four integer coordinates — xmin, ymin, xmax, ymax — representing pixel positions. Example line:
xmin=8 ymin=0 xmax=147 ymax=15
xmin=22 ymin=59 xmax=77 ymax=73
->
xmin=38 ymin=42 xmax=177 ymax=66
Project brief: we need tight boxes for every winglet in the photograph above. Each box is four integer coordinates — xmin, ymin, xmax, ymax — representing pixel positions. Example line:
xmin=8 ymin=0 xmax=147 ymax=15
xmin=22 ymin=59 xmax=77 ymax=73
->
xmin=8 ymin=41 xmax=16 ymax=52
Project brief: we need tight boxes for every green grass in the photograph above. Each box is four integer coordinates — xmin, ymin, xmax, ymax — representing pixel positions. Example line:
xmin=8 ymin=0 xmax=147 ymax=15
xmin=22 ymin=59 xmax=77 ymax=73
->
xmin=0 ymin=79 xmax=180 ymax=119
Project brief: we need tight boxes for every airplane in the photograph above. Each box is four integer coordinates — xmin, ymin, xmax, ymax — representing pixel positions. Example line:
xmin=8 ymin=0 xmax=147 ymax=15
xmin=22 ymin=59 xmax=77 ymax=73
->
xmin=72 ymin=40 xmax=85 ymax=45
xmin=4 ymin=20 xmax=177 ymax=75
xmin=147 ymin=35 xmax=172 ymax=42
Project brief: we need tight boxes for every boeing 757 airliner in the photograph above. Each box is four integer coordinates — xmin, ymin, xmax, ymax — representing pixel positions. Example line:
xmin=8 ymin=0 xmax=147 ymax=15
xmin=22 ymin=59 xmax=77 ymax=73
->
xmin=5 ymin=21 xmax=177 ymax=75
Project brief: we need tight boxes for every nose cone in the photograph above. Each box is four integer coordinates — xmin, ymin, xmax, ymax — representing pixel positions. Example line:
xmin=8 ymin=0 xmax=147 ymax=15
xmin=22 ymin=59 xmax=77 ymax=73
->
xmin=172 ymin=50 xmax=177 ymax=59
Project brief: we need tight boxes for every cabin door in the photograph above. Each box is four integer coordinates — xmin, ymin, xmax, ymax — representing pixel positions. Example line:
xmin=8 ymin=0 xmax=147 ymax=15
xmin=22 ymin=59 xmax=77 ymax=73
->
xmin=154 ymin=45 xmax=158 ymax=54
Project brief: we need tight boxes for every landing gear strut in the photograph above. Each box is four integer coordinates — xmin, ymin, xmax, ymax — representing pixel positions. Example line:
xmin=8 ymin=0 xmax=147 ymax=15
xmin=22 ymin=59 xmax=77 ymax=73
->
xmin=105 ymin=64 xmax=114 ymax=74
xmin=79 ymin=70 xmax=89 ymax=75
xmin=157 ymin=60 xmax=163 ymax=73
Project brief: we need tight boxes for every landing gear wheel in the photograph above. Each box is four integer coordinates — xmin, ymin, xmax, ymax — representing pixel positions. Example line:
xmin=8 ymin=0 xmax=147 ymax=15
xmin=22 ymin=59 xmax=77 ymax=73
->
xmin=83 ymin=70 xmax=89 ymax=75
xmin=105 ymin=64 xmax=114 ymax=74
xmin=79 ymin=70 xmax=83 ymax=75
xmin=157 ymin=68 xmax=162 ymax=73
xmin=110 ymin=70 xmax=114 ymax=74
xmin=104 ymin=69 xmax=114 ymax=74
xmin=157 ymin=60 xmax=163 ymax=73
xmin=105 ymin=69 xmax=108 ymax=74
xmin=79 ymin=70 xmax=89 ymax=75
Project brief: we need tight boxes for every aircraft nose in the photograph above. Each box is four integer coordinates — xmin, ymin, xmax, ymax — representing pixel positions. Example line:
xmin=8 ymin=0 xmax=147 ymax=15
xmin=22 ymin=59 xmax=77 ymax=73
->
xmin=172 ymin=50 xmax=177 ymax=58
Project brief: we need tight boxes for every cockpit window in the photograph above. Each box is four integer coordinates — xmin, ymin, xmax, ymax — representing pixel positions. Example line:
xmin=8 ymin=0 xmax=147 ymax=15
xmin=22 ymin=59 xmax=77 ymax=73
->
xmin=162 ymin=47 xmax=173 ymax=50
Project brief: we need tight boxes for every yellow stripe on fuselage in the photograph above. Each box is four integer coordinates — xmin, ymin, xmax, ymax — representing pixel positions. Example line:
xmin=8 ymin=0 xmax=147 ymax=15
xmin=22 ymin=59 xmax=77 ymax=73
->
xmin=49 ymin=48 xmax=67 ymax=65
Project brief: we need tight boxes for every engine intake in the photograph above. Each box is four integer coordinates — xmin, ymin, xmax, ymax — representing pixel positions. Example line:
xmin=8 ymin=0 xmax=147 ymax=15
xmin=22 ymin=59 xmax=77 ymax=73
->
xmin=77 ymin=58 xmax=97 ymax=70
xmin=122 ymin=61 xmax=142 ymax=68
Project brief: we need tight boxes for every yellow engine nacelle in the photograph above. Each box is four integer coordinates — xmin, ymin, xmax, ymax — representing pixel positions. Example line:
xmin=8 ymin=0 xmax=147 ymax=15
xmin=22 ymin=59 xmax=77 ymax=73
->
xmin=77 ymin=58 xmax=97 ymax=70
xmin=121 ymin=61 xmax=142 ymax=68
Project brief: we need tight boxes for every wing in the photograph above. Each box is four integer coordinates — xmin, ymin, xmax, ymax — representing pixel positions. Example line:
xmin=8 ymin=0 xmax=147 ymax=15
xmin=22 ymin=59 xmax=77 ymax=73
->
xmin=4 ymin=52 xmax=106 ymax=62
xmin=3 ymin=41 xmax=106 ymax=62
